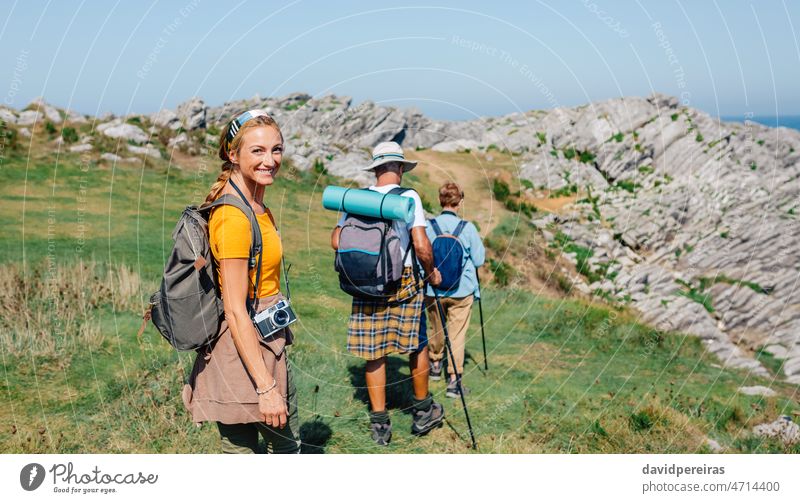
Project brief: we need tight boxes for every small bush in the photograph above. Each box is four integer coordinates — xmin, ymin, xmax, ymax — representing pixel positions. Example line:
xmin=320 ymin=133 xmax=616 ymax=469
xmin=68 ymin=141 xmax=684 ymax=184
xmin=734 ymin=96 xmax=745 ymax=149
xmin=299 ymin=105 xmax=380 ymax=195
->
xmin=492 ymin=178 xmax=511 ymax=202
xmin=45 ymin=121 xmax=57 ymax=136
xmin=629 ymin=411 xmax=654 ymax=432
xmin=487 ymin=258 xmax=514 ymax=287
xmin=504 ymin=198 xmax=538 ymax=218
xmin=579 ymin=150 xmax=596 ymax=164
xmin=695 ymin=132 xmax=704 ymax=142
xmin=61 ymin=126 xmax=79 ymax=144
xmin=616 ymin=179 xmax=639 ymax=193
xmin=0 ymin=122 xmax=19 ymax=151
xmin=611 ymin=132 xmax=624 ymax=143
xmin=312 ymin=158 xmax=327 ymax=175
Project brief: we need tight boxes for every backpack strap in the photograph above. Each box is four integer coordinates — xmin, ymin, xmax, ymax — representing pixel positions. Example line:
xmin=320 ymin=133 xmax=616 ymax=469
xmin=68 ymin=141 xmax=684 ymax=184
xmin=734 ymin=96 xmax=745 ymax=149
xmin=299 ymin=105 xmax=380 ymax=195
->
xmin=199 ymin=194 xmax=263 ymax=271
xmin=200 ymin=181 xmax=264 ymax=316
xmin=429 ymin=218 xmax=444 ymax=236
xmin=452 ymin=220 xmax=468 ymax=238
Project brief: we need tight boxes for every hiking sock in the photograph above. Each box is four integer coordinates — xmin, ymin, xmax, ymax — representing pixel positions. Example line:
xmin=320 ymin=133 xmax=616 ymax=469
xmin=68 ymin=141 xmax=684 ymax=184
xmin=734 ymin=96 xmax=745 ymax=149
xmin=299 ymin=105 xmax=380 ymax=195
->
xmin=369 ymin=410 xmax=390 ymax=425
xmin=412 ymin=393 xmax=433 ymax=412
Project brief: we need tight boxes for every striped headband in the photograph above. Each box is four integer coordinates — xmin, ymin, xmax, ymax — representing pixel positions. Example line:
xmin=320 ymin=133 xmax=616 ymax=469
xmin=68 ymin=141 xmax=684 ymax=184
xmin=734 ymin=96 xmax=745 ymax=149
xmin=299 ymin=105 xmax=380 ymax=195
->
xmin=225 ymin=109 xmax=272 ymax=150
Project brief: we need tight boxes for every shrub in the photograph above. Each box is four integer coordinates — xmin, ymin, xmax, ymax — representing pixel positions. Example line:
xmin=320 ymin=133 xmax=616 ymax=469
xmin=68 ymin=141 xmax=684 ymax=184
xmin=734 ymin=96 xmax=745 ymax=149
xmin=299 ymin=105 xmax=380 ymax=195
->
xmin=45 ymin=121 xmax=57 ymax=136
xmin=61 ymin=126 xmax=79 ymax=144
xmin=504 ymin=198 xmax=538 ymax=218
xmin=611 ymin=132 xmax=624 ymax=143
xmin=579 ymin=150 xmax=596 ymax=164
xmin=487 ymin=258 xmax=513 ymax=287
xmin=0 ymin=122 xmax=18 ymax=152
xmin=695 ymin=132 xmax=704 ymax=142
xmin=629 ymin=410 xmax=654 ymax=432
xmin=492 ymin=178 xmax=511 ymax=201
xmin=616 ymin=179 xmax=639 ymax=193
xmin=312 ymin=158 xmax=327 ymax=175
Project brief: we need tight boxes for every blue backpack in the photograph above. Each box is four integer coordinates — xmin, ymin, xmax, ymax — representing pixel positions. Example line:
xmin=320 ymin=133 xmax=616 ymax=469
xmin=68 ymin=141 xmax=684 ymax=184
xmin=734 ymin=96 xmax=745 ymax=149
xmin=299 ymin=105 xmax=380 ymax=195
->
xmin=429 ymin=218 xmax=468 ymax=291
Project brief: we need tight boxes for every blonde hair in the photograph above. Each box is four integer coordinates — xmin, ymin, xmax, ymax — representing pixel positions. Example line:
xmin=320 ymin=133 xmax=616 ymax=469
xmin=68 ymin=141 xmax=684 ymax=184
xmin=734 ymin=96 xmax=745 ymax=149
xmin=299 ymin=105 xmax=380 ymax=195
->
xmin=203 ymin=114 xmax=282 ymax=204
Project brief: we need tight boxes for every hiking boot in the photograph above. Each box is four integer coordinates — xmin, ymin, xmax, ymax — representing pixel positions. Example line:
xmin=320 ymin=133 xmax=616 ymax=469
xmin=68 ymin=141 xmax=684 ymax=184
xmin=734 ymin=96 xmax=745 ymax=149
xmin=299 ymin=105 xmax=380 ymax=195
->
xmin=429 ymin=360 xmax=443 ymax=381
xmin=370 ymin=420 xmax=392 ymax=446
xmin=446 ymin=378 xmax=470 ymax=398
xmin=411 ymin=399 xmax=445 ymax=436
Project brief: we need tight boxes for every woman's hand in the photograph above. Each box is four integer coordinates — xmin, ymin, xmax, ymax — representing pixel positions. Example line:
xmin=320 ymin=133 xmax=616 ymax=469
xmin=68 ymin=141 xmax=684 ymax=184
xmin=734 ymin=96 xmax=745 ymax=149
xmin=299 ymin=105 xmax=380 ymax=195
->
xmin=259 ymin=387 xmax=288 ymax=428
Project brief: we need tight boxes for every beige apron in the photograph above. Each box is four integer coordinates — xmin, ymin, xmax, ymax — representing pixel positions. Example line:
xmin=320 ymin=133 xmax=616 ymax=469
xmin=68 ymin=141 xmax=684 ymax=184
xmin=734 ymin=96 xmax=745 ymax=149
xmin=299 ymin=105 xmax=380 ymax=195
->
xmin=182 ymin=292 xmax=293 ymax=425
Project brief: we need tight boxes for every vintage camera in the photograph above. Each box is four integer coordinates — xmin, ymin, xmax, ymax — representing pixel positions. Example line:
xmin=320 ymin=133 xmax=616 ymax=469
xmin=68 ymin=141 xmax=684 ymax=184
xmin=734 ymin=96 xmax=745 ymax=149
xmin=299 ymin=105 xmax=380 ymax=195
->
xmin=253 ymin=299 xmax=297 ymax=339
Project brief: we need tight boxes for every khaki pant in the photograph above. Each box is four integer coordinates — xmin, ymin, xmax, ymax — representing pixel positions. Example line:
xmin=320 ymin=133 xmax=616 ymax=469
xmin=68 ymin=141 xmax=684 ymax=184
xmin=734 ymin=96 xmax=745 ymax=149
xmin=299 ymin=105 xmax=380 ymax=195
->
xmin=424 ymin=295 xmax=474 ymax=376
xmin=216 ymin=364 xmax=301 ymax=454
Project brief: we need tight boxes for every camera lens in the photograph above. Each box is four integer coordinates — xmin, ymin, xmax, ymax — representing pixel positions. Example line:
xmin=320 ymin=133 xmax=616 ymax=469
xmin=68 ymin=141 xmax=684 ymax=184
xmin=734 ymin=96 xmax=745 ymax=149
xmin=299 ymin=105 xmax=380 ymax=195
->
xmin=272 ymin=309 xmax=290 ymax=327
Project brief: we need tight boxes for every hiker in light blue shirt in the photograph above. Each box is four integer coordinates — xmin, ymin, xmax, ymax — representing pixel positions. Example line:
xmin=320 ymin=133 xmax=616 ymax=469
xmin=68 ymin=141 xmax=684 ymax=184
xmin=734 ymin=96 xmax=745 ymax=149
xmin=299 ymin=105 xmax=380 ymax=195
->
xmin=424 ymin=182 xmax=485 ymax=398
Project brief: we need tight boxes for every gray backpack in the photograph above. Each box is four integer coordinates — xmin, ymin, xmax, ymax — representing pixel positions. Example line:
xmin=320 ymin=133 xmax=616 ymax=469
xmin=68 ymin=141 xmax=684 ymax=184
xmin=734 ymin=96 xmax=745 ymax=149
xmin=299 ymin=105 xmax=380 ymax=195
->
xmin=334 ymin=187 xmax=414 ymax=300
xmin=140 ymin=183 xmax=263 ymax=351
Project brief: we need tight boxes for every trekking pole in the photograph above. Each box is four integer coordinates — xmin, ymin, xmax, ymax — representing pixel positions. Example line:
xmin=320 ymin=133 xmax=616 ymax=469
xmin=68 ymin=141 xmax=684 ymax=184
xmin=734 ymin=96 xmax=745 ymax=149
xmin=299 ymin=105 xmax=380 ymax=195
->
xmin=433 ymin=290 xmax=477 ymax=450
xmin=475 ymin=268 xmax=488 ymax=371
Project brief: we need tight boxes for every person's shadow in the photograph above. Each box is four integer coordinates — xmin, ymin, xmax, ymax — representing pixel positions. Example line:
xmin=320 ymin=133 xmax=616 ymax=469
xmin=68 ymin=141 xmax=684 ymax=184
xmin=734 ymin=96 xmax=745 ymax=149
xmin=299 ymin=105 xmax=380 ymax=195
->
xmin=347 ymin=356 xmax=415 ymax=415
xmin=300 ymin=419 xmax=333 ymax=454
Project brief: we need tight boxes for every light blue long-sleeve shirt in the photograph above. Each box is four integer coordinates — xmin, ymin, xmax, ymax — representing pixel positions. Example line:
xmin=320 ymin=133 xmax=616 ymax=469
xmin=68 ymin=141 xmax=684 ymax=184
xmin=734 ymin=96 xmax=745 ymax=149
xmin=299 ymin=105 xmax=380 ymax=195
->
xmin=424 ymin=211 xmax=486 ymax=299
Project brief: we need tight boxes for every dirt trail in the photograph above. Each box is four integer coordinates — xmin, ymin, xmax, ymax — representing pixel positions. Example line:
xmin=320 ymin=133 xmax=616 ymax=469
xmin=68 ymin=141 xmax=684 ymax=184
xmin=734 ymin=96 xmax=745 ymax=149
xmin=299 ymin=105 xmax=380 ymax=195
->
xmin=406 ymin=150 xmax=505 ymax=235
xmin=406 ymin=149 xmax=578 ymax=235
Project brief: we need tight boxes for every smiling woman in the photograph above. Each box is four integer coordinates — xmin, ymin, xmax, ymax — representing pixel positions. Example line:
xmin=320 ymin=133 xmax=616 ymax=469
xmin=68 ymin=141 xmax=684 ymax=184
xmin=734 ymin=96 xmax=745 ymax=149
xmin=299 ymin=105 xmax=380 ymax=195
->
xmin=182 ymin=110 xmax=301 ymax=454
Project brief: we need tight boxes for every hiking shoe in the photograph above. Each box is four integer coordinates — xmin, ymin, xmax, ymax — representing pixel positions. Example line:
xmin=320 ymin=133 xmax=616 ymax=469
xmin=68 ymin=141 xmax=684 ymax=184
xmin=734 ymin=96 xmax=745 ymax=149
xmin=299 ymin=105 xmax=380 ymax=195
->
xmin=411 ymin=400 xmax=445 ymax=436
xmin=370 ymin=420 xmax=392 ymax=446
xmin=429 ymin=360 xmax=443 ymax=381
xmin=446 ymin=379 xmax=470 ymax=398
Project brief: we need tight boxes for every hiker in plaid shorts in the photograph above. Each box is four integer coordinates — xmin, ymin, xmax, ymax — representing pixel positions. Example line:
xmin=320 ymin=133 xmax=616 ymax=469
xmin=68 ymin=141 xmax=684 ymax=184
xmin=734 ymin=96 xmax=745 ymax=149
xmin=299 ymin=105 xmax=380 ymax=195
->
xmin=331 ymin=142 xmax=445 ymax=446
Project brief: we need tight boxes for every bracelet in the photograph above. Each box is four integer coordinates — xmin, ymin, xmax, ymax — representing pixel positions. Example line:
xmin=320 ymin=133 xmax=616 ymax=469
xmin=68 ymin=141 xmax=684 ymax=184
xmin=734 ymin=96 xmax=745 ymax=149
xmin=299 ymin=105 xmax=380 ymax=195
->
xmin=255 ymin=379 xmax=277 ymax=396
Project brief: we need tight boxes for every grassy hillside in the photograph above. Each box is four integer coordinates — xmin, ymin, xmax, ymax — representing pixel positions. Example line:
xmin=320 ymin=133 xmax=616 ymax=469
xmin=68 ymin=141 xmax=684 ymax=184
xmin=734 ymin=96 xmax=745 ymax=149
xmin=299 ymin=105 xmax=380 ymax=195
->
xmin=1 ymin=143 xmax=798 ymax=453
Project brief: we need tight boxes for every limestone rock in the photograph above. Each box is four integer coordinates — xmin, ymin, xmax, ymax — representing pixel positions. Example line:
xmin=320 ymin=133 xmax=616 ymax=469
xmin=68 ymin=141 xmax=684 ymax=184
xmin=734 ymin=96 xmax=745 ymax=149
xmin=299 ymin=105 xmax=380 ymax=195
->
xmin=176 ymin=97 xmax=207 ymax=130
xmin=737 ymin=386 xmax=777 ymax=397
xmin=752 ymin=416 xmax=800 ymax=445
xmin=127 ymin=144 xmax=161 ymax=159
xmin=152 ymin=109 xmax=181 ymax=130
xmin=16 ymin=110 xmax=41 ymax=126
xmin=98 ymin=120 xmax=149 ymax=144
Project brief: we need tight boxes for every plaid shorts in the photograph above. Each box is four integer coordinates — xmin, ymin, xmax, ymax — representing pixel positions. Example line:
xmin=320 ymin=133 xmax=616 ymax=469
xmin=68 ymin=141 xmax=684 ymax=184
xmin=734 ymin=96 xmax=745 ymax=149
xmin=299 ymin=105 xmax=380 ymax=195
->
xmin=346 ymin=267 xmax=424 ymax=360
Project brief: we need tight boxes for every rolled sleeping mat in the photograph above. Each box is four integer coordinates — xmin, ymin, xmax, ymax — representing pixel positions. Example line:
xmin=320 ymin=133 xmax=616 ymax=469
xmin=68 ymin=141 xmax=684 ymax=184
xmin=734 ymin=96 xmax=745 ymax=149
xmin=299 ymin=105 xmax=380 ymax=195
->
xmin=322 ymin=185 xmax=415 ymax=223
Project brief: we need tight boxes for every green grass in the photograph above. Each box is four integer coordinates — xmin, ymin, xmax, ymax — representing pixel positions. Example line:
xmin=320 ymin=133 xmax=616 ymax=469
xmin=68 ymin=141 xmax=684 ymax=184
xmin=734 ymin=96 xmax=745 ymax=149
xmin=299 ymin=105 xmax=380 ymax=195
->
xmin=1 ymin=150 xmax=798 ymax=454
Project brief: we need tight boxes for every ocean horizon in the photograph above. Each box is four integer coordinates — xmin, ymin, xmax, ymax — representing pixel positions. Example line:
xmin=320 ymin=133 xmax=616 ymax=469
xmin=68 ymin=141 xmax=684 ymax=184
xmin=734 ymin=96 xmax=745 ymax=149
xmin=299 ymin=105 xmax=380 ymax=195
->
xmin=719 ymin=115 xmax=800 ymax=132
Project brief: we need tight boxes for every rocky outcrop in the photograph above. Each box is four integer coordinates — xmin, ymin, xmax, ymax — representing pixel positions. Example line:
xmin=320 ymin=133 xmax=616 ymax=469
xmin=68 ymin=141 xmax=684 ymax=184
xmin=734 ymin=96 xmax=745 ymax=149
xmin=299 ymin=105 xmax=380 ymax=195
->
xmin=7 ymin=91 xmax=799 ymax=384
xmin=176 ymin=97 xmax=207 ymax=130
xmin=97 ymin=119 xmax=149 ymax=144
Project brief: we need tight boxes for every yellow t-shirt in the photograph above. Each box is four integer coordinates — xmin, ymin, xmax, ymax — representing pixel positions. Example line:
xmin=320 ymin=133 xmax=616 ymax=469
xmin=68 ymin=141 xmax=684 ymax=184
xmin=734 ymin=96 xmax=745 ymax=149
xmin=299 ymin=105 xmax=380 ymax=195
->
xmin=208 ymin=204 xmax=282 ymax=298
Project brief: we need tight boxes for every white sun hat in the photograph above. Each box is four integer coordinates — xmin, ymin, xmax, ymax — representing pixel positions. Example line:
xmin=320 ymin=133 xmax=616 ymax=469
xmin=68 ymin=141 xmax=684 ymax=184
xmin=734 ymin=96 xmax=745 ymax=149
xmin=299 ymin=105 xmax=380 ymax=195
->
xmin=363 ymin=141 xmax=418 ymax=172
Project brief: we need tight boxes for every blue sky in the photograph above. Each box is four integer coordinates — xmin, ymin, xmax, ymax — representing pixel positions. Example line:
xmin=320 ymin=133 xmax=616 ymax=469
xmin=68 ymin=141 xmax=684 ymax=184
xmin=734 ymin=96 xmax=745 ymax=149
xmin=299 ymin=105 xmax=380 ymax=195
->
xmin=1 ymin=0 xmax=798 ymax=120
